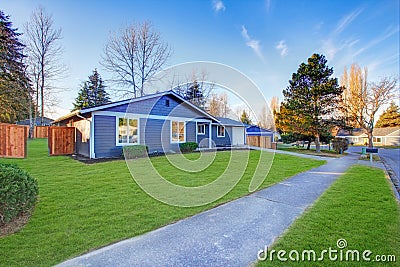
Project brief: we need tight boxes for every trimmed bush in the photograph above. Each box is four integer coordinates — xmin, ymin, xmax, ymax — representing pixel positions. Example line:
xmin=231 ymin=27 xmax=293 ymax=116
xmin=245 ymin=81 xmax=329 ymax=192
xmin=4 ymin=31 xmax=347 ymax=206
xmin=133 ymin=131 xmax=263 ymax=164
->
xmin=122 ymin=145 xmax=148 ymax=159
xmin=179 ymin=142 xmax=198 ymax=153
xmin=332 ymin=137 xmax=349 ymax=154
xmin=0 ymin=163 xmax=38 ymax=224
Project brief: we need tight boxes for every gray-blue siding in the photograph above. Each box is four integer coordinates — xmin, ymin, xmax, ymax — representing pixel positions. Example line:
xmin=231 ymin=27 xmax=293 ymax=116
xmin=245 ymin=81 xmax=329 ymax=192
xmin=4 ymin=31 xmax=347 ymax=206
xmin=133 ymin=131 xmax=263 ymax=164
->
xmin=212 ymin=125 xmax=232 ymax=147
xmin=94 ymin=115 xmax=122 ymax=158
xmin=103 ymin=95 xmax=204 ymax=119
xmin=197 ymin=122 xmax=211 ymax=148
xmin=140 ymin=119 xmax=197 ymax=153
xmin=93 ymin=115 xmax=198 ymax=157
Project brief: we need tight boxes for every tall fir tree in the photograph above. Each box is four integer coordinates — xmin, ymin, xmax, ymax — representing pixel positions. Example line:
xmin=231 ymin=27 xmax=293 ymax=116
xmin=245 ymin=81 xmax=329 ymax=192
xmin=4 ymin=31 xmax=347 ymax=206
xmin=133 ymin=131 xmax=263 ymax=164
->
xmin=375 ymin=102 xmax=400 ymax=128
xmin=279 ymin=53 xmax=343 ymax=152
xmin=240 ymin=110 xmax=252 ymax=124
xmin=72 ymin=69 xmax=110 ymax=111
xmin=0 ymin=10 xmax=31 ymax=123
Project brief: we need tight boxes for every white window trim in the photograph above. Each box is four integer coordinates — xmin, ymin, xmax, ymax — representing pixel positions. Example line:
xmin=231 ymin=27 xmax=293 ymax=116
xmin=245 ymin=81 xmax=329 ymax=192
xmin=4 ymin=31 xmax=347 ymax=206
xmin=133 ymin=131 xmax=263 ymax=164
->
xmin=116 ymin=116 xmax=140 ymax=146
xmin=217 ymin=125 xmax=225 ymax=137
xmin=197 ymin=124 xmax=206 ymax=135
xmin=170 ymin=120 xmax=186 ymax=143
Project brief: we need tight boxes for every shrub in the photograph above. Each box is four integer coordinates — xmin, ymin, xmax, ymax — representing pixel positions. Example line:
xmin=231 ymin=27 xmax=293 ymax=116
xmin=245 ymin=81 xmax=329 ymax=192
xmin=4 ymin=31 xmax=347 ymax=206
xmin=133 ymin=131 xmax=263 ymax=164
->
xmin=122 ymin=145 xmax=148 ymax=159
xmin=179 ymin=142 xmax=198 ymax=153
xmin=332 ymin=137 xmax=349 ymax=154
xmin=0 ymin=163 xmax=38 ymax=224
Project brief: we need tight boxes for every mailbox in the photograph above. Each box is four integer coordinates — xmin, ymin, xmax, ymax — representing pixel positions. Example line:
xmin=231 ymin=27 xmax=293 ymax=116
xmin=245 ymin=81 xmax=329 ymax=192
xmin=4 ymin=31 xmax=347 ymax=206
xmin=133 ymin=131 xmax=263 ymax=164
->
xmin=366 ymin=148 xmax=378 ymax=153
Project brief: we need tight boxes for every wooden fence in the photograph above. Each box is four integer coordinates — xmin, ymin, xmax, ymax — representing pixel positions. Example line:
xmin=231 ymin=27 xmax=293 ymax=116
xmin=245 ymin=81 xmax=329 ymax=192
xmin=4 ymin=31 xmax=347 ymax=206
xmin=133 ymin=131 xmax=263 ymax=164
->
xmin=246 ymin=135 xmax=272 ymax=149
xmin=48 ymin=126 xmax=75 ymax=156
xmin=34 ymin=126 xmax=49 ymax=138
xmin=0 ymin=123 xmax=28 ymax=158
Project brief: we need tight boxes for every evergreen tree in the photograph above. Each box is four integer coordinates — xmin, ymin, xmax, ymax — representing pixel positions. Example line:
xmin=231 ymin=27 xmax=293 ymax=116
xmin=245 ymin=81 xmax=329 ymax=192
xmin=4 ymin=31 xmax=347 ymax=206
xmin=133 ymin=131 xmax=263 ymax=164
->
xmin=375 ymin=102 xmax=400 ymax=128
xmin=240 ymin=110 xmax=252 ymax=124
xmin=0 ymin=10 xmax=31 ymax=123
xmin=280 ymin=53 xmax=343 ymax=152
xmin=72 ymin=69 xmax=110 ymax=111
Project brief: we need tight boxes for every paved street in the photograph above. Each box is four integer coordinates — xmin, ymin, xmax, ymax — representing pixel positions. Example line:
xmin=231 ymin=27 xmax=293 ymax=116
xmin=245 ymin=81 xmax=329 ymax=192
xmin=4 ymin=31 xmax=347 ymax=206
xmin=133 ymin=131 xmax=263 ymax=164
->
xmin=378 ymin=148 xmax=400 ymax=181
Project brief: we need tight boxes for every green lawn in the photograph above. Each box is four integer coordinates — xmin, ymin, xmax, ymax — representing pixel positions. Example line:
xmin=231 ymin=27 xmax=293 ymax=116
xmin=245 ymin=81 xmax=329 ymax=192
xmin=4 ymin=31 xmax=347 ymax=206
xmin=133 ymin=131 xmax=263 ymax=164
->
xmin=278 ymin=144 xmax=342 ymax=158
xmin=258 ymin=165 xmax=400 ymax=266
xmin=0 ymin=139 xmax=324 ymax=266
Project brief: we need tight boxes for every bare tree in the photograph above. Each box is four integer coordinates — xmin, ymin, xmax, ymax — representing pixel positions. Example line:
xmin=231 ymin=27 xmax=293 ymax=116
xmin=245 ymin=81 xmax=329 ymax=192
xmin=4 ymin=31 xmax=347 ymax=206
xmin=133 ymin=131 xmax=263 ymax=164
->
xmin=340 ymin=63 xmax=398 ymax=147
xmin=172 ymin=70 xmax=216 ymax=109
xmin=258 ymin=105 xmax=275 ymax=130
xmin=24 ymin=6 xmax=65 ymax=125
xmin=207 ymin=93 xmax=230 ymax=117
xmin=102 ymin=21 xmax=170 ymax=98
xmin=270 ymin=96 xmax=280 ymax=116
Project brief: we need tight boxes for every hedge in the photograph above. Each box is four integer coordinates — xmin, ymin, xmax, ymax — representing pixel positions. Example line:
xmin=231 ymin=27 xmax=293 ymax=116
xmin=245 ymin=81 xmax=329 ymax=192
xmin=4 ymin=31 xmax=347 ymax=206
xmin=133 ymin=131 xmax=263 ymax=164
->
xmin=179 ymin=142 xmax=198 ymax=153
xmin=0 ymin=163 xmax=38 ymax=224
xmin=122 ymin=145 xmax=148 ymax=159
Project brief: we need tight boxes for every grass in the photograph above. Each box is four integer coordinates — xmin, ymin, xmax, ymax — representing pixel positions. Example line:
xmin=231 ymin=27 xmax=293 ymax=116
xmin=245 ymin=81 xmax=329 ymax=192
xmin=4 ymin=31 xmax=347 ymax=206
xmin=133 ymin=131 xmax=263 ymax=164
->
xmin=277 ymin=144 xmax=342 ymax=158
xmin=358 ymin=153 xmax=381 ymax=161
xmin=258 ymin=165 xmax=400 ymax=266
xmin=0 ymin=139 xmax=324 ymax=266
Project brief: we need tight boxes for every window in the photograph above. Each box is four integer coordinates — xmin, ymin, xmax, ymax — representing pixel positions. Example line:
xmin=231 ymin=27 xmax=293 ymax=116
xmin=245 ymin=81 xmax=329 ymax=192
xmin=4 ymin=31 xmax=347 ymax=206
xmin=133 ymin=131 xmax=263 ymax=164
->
xmin=118 ymin=118 xmax=138 ymax=145
xmin=197 ymin=124 xmax=205 ymax=135
xmin=171 ymin=121 xmax=185 ymax=143
xmin=165 ymin=99 xmax=170 ymax=107
xmin=373 ymin=137 xmax=382 ymax=143
xmin=217 ymin=125 xmax=225 ymax=137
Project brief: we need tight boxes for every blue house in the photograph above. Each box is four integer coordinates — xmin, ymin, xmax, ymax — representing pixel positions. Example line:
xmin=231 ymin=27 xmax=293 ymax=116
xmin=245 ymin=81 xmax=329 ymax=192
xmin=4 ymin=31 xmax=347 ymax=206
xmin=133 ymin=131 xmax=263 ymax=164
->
xmin=245 ymin=125 xmax=274 ymax=139
xmin=53 ymin=91 xmax=246 ymax=158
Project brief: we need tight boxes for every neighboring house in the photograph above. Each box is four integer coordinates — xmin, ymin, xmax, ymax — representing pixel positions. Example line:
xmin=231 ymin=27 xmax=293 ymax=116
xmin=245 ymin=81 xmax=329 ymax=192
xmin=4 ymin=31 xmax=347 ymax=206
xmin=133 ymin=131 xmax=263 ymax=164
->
xmin=16 ymin=117 xmax=54 ymax=126
xmin=245 ymin=125 xmax=274 ymax=139
xmin=245 ymin=125 xmax=274 ymax=148
xmin=53 ymin=90 xmax=246 ymax=158
xmin=336 ymin=127 xmax=400 ymax=146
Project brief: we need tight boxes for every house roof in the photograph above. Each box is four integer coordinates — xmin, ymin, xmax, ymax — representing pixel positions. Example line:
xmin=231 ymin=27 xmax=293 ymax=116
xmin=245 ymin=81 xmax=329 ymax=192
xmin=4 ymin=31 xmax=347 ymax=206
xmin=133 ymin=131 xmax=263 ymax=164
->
xmin=246 ymin=125 xmax=273 ymax=132
xmin=16 ymin=117 xmax=54 ymax=126
xmin=336 ymin=127 xmax=400 ymax=137
xmin=373 ymin=126 xmax=400 ymax=136
xmin=53 ymin=90 xmax=219 ymax=123
xmin=215 ymin=117 xmax=245 ymax=127
xmin=336 ymin=128 xmax=366 ymax=136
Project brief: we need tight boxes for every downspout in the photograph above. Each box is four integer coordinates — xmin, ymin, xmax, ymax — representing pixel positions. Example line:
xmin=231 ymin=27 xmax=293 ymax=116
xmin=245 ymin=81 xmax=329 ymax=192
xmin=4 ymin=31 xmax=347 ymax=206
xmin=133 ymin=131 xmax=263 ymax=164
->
xmin=209 ymin=122 xmax=212 ymax=148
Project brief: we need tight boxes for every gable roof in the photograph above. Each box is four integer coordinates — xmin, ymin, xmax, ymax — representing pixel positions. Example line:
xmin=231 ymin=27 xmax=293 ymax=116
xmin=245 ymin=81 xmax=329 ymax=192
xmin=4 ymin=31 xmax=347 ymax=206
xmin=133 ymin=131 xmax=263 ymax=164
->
xmin=216 ymin=117 xmax=245 ymax=127
xmin=336 ymin=127 xmax=400 ymax=137
xmin=246 ymin=125 xmax=274 ymax=133
xmin=16 ymin=117 xmax=54 ymax=126
xmin=373 ymin=126 xmax=400 ymax=136
xmin=53 ymin=90 xmax=219 ymax=123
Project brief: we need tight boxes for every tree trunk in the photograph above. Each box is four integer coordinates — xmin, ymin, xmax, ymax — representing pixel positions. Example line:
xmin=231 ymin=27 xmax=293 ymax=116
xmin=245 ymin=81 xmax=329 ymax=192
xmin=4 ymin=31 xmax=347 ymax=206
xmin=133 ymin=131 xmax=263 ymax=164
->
xmin=40 ymin=58 xmax=45 ymax=126
xmin=306 ymin=141 xmax=311 ymax=150
xmin=315 ymin=134 xmax=321 ymax=153
xmin=367 ymin=130 xmax=373 ymax=148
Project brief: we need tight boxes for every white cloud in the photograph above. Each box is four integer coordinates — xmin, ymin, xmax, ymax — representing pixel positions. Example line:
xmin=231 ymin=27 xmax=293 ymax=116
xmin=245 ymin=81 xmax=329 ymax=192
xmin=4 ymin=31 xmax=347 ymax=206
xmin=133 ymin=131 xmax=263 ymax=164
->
xmin=213 ymin=0 xmax=226 ymax=12
xmin=275 ymin=40 xmax=288 ymax=57
xmin=320 ymin=7 xmax=363 ymax=59
xmin=265 ymin=0 xmax=271 ymax=12
xmin=241 ymin=25 xmax=265 ymax=62
xmin=334 ymin=7 xmax=363 ymax=35
xmin=353 ymin=25 xmax=399 ymax=57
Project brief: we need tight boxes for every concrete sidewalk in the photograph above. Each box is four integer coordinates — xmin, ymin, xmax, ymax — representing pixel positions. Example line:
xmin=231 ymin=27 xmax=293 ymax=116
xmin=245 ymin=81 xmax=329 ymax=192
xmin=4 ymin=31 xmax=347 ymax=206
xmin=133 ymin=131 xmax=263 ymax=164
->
xmin=57 ymin=154 xmax=359 ymax=267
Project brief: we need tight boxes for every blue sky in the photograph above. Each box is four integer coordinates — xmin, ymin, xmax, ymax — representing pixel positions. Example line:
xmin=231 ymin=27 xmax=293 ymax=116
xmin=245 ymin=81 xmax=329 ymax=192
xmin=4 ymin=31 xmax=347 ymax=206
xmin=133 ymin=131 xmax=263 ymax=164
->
xmin=2 ymin=0 xmax=399 ymax=118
